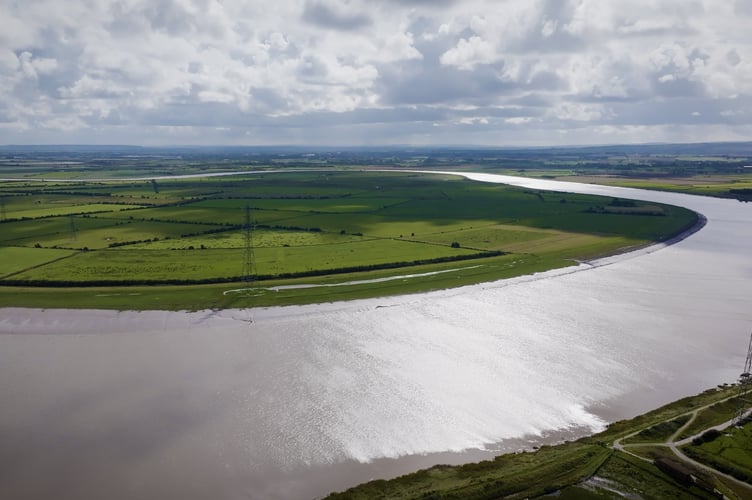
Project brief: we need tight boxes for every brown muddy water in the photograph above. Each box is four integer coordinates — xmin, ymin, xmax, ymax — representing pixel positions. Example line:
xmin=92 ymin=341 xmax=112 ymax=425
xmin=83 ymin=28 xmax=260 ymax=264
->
xmin=1 ymin=173 xmax=751 ymax=499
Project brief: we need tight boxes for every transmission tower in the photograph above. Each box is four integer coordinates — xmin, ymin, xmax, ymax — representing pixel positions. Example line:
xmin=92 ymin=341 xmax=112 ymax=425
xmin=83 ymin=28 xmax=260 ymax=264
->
xmin=734 ymin=331 xmax=752 ymax=425
xmin=69 ymin=214 xmax=78 ymax=242
xmin=242 ymin=205 xmax=256 ymax=324
xmin=243 ymin=204 xmax=255 ymax=287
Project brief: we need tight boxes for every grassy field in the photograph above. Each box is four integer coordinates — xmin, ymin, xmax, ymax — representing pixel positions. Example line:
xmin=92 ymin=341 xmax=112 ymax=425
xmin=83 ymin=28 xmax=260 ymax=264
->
xmin=677 ymin=396 xmax=745 ymax=440
xmin=0 ymin=247 xmax=76 ymax=277
xmin=0 ymin=170 xmax=699 ymax=309
xmin=683 ymin=419 xmax=752 ymax=484
xmin=621 ymin=414 xmax=691 ymax=444
xmin=0 ymin=253 xmax=556 ymax=309
xmin=325 ymin=386 xmax=746 ymax=500
xmin=9 ymin=240 xmax=481 ymax=282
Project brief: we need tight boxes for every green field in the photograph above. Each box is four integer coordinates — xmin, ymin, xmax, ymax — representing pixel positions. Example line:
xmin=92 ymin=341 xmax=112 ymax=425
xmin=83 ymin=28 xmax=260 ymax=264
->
xmin=621 ymin=414 xmax=691 ymax=444
xmin=0 ymin=247 xmax=76 ymax=277
xmin=0 ymin=170 xmax=699 ymax=309
xmin=677 ymin=397 xmax=745 ymax=440
xmin=683 ymin=419 xmax=752 ymax=484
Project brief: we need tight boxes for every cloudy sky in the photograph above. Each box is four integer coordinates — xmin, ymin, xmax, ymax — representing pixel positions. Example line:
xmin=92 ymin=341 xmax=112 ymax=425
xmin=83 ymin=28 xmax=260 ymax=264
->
xmin=2 ymin=0 xmax=752 ymax=146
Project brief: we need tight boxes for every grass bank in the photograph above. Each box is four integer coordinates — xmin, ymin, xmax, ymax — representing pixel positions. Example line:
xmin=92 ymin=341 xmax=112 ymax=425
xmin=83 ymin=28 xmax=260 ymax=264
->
xmin=326 ymin=385 xmax=749 ymax=500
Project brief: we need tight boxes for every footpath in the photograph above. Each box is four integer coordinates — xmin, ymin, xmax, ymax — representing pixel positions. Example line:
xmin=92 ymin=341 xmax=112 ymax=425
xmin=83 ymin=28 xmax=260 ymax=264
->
xmin=612 ymin=395 xmax=752 ymax=497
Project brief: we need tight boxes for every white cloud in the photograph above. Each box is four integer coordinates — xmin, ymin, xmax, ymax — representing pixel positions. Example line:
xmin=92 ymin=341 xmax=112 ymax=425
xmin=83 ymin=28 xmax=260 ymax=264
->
xmin=0 ymin=0 xmax=750 ymax=145
xmin=440 ymin=36 xmax=496 ymax=70
xmin=553 ymin=103 xmax=609 ymax=122
xmin=505 ymin=116 xmax=533 ymax=125
xmin=541 ymin=19 xmax=557 ymax=38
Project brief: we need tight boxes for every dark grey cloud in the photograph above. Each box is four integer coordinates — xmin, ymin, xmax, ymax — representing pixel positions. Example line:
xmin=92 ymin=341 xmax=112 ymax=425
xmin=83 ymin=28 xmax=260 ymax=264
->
xmin=302 ymin=2 xmax=372 ymax=30
xmin=650 ymin=76 xmax=706 ymax=99
xmin=379 ymin=62 xmax=512 ymax=106
xmin=296 ymin=54 xmax=329 ymax=81
xmin=507 ymin=93 xmax=554 ymax=108
xmin=385 ymin=0 xmax=456 ymax=5
xmin=107 ymin=1 xmax=196 ymax=38
xmin=733 ymin=0 xmax=752 ymax=16
xmin=608 ymin=96 xmax=752 ymax=126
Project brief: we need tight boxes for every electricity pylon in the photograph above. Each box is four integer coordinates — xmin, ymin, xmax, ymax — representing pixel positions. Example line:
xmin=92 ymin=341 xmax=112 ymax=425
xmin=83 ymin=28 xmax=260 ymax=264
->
xmin=241 ymin=205 xmax=256 ymax=324
xmin=734 ymin=332 xmax=752 ymax=425
xmin=69 ymin=214 xmax=77 ymax=242
xmin=243 ymin=204 xmax=255 ymax=285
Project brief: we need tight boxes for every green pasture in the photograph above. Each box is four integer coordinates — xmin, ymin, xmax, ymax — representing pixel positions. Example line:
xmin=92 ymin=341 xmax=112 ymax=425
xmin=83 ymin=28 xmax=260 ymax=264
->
xmin=0 ymin=217 xmax=116 ymax=246
xmin=229 ymin=196 xmax=408 ymax=213
xmin=683 ymin=419 xmax=752 ymax=484
xmin=1 ymin=184 xmax=159 ymax=206
xmin=5 ymin=203 xmax=136 ymax=219
xmin=677 ymin=397 xmax=743 ymax=440
xmin=593 ymin=452 xmax=725 ymax=500
xmin=0 ymin=170 xmax=700 ymax=307
xmin=0 ymin=217 xmax=215 ymax=250
xmin=378 ymin=223 xmax=549 ymax=249
xmin=9 ymin=238 xmax=478 ymax=282
xmin=41 ymin=220 xmax=219 ymax=250
xmin=9 ymin=249 xmax=242 ymax=282
xmin=0 ymin=254 xmax=549 ymax=310
xmin=413 ymin=223 xmax=643 ymax=259
xmin=0 ymin=255 xmax=548 ymax=310
xmin=1 ymin=192 xmax=115 ymax=210
xmin=0 ymin=247 xmax=76 ymax=277
xmin=622 ymin=414 xmax=691 ymax=444
xmin=128 ymin=228 xmax=369 ymax=249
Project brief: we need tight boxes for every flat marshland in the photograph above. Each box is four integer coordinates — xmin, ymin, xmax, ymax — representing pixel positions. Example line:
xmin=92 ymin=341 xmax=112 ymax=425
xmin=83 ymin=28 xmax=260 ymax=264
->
xmin=0 ymin=170 xmax=698 ymax=309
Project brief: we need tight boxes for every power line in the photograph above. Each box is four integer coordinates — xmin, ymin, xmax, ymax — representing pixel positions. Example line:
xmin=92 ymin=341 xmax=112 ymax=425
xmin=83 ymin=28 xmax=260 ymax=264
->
xmin=243 ymin=204 xmax=255 ymax=284
xmin=242 ymin=204 xmax=255 ymax=324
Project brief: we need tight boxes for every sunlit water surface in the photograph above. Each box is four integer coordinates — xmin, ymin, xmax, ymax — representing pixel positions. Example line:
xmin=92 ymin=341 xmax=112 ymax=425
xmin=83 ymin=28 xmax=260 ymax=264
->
xmin=1 ymin=173 xmax=751 ymax=499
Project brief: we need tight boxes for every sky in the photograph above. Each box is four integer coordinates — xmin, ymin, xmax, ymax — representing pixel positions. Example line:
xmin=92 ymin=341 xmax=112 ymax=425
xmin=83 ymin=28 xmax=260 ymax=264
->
xmin=1 ymin=0 xmax=752 ymax=147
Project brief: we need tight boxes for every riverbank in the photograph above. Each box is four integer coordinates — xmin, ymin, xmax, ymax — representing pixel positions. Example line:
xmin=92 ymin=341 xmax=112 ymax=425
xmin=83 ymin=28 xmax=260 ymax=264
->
xmin=326 ymin=385 xmax=751 ymax=499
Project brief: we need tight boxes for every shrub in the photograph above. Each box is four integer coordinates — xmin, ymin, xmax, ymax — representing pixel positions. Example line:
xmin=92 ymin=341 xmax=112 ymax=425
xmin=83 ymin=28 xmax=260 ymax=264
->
xmin=692 ymin=428 xmax=722 ymax=445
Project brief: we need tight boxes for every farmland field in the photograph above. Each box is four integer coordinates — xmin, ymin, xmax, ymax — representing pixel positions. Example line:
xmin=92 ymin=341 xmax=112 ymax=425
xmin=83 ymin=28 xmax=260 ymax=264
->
xmin=0 ymin=247 xmax=76 ymax=277
xmin=0 ymin=170 xmax=699 ymax=309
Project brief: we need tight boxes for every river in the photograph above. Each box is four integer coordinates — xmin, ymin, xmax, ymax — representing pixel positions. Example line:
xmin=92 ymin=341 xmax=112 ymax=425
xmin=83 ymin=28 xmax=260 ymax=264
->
xmin=1 ymin=172 xmax=751 ymax=499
